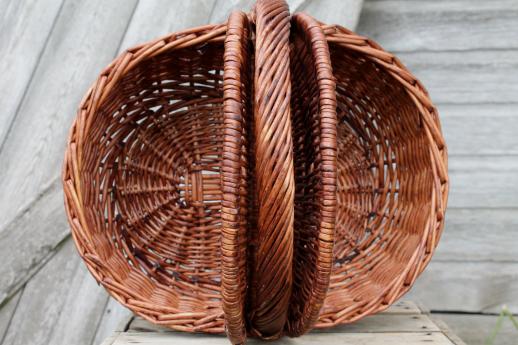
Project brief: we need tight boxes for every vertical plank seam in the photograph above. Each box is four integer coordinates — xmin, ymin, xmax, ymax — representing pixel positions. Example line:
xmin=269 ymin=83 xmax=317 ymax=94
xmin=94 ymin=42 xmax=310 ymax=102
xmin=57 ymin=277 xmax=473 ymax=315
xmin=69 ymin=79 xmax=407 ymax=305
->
xmin=0 ymin=287 xmax=25 ymax=345
xmin=88 ymin=296 xmax=112 ymax=345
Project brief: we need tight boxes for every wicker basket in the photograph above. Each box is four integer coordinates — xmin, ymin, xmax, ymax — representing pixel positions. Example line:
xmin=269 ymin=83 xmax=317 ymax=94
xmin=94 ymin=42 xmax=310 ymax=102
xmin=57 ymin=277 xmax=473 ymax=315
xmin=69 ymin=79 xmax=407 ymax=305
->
xmin=62 ymin=0 xmax=448 ymax=344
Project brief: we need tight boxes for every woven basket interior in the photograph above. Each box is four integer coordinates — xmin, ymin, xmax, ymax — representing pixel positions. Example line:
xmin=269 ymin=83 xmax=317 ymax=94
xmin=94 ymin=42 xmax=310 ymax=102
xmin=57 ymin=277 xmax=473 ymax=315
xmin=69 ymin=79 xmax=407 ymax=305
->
xmin=318 ymin=43 xmax=435 ymax=323
xmin=80 ymin=42 xmax=228 ymax=320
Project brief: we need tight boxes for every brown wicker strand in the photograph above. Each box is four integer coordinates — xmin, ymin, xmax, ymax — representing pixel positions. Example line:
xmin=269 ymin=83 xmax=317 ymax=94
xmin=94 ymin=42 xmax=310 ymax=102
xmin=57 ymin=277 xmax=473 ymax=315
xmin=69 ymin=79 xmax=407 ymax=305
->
xmin=221 ymin=11 xmax=253 ymax=345
xmin=286 ymin=12 xmax=337 ymax=336
xmin=63 ymin=24 xmax=231 ymax=334
xmin=314 ymin=23 xmax=449 ymax=328
xmin=247 ymin=0 xmax=295 ymax=339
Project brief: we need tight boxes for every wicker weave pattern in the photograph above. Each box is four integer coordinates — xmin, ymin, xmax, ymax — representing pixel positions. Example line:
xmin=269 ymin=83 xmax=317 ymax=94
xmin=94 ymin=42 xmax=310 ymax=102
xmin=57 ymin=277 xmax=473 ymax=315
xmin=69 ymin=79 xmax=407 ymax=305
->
xmin=314 ymin=24 xmax=448 ymax=328
xmin=63 ymin=24 xmax=229 ymax=334
xmin=287 ymin=12 xmax=337 ymax=336
xmin=221 ymin=11 xmax=252 ymax=345
xmin=247 ymin=0 xmax=295 ymax=339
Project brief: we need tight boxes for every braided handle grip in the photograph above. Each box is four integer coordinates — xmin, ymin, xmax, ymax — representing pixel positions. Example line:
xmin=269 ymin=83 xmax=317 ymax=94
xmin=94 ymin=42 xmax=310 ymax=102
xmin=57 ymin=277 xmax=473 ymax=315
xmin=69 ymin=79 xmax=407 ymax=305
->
xmin=248 ymin=0 xmax=295 ymax=339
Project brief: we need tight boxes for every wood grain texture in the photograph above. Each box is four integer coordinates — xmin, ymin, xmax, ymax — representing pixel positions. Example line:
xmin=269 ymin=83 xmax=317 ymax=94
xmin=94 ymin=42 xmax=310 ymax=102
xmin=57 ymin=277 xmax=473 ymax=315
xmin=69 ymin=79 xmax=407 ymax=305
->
xmin=448 ymin=156 xmax=518 ymax=208
xmin=409 ymin=261 xmax=518 ymax=314
xmin=0 ymin=0 xmax=138 ymax=231
xmin=0 ymin=290 xmax=21 ymax=342
xmin=0 ymin=180 xmax=67 ymax=305
xmin=1 ymin=239 xmax=108 ymax=345
xmin=0 ymin=0 xmax=64 ymax=147
xmin=397 ymin=50 xmax=518 ymax=104
xmin=436 ymin=208 xmax=518 ymax=262
xmin=440 ymin=104 xmax=518 ymax=156
xmin=293 ymin=0 xmax=364 ymax=29
xmin=119 ymin=0 xmax=216 ymax=49
xmin=357 ymin=0 xmax=518 ymax=52
xmin=207 ymin=0 xmax=364 ymax=30
xmin=92 ymin=299 xmax=132 ymax=345
xmin=433 ymin=313 xmax=518 ymax=345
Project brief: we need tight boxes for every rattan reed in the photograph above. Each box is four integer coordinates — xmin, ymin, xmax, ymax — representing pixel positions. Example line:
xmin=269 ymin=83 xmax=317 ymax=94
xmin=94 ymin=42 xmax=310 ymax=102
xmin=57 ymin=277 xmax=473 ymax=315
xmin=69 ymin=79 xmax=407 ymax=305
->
xmin=221 ymin=10 xmax=252 ymax=345
xmin=246 ymin=0 xmax=295 ymax=339
xmin=62 ymin=0 xmax=448 ymax=344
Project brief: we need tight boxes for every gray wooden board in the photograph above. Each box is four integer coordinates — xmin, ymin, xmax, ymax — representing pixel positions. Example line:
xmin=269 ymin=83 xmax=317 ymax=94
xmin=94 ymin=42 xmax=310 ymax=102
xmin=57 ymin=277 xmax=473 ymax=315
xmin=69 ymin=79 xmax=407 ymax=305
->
xmin=0 ymin=290 xmax=21 ymax=343
xmin=108 ymin=332 xmax=456 ymax=345
xmin=409 ymin=261 xmax=518 ymax=314
xmin=396 ymin=50 xmax=518 ymax=104
xmin=0 ymin=180 xmax=68 ymax=306
xmin=432 ymin=313 xmax=518 ymax=345
xmin=357 ymin=0 xmax=518 ymax=52
xmin=440 ymin=104 xmax=518 ymax=156
xmin=293 ymin=0 xmax=364 ymax=29
xmin=119 ymin=0 xmax=217 ymax=50
xmin=0 ymin=0 xmax=64 ymax=147
xmin=92 ymin=299 xmax=132 ymax=345
xmin=448 ymin=156 xmax=518 ymax=209
xmin=1 ymin=239 xmax=110 ymax=345
xmin=0 ymin=0 xmax=138 ymax=231
xmin=436 ymin=208 xmax=518 ymax=262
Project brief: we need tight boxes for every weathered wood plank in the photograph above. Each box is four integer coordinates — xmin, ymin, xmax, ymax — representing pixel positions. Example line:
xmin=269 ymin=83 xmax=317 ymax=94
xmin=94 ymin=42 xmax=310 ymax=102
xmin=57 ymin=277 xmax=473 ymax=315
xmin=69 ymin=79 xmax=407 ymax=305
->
xmin=409 ymin=262 xmax=518 ymax=314
xmin=431 ymin=316 xmax=468 ymax=345
xmin=0 ymin=290 xmax=22 ymax=342
xmin=292 ymin=0 xmax=364 ymax=29
xmin=207 ymin=0 xmax=364 ymax=29
xmin=98 ymin=335 xmax=119 ymax=345
xmin=92 ymin=298 xmax=132 ymax=345
xmin=448 ymin=156 xmax=518 ymax=208
xmin=119 ymin=0 xmax=216 ymax=50
xmin=209 ymin=0 xmax=255 ymax=23
xmin=397 ymin=50 xmax=518 ymax=104
xmin=440 ymin=104 xmax=518 ymax=156
xmin=0 ymin=180 xmax=68 ymax=306
xmin=319 ymin=313 xmax=440 ymax=333
xmin=0 ymin=0 xmax=64 ymax=146
xmin=383 ymin=300 xmax=421 ymax=315
xmin=436 ymin=208 xmax=518 ymax=262
xmin=112 ymin=332 xmax=455 ymax=345
xmin=357 ymin=0 xmax=518 ymax=52
xmin=45 ymin=265 xmax=109 ymax=345
xmin=432 ymin=313 xmax=517 ymax=345
xmin=0 ymin=0 xmax=138 ymax=231
xmin=2 ymin=239 xmax=109 ymax=345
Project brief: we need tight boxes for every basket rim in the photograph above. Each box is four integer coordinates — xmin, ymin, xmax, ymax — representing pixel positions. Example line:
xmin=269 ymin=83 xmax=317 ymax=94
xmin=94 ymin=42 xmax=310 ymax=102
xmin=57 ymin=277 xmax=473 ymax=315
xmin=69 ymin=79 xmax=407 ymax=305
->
xmin=285 ymin=11 xmax=338 ymax=337
xmin=220 ymin=10 xmax=252 ymax=345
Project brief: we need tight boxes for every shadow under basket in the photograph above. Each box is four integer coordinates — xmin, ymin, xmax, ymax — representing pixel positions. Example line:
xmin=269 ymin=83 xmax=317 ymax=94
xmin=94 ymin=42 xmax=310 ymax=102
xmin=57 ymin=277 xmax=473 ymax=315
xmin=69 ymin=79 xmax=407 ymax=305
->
xmin=62 ymin=2 xmax=448 ymax=344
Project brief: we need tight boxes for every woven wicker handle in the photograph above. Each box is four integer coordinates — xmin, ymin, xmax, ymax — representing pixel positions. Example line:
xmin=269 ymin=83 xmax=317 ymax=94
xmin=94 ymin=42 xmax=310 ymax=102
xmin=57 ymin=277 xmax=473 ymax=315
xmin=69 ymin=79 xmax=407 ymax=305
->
xmin=248 ymin=0 xmax=295 ymax=339
xmin=221 ymin=10 xmax=252 ymax=345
